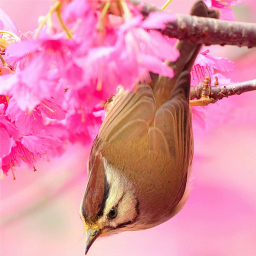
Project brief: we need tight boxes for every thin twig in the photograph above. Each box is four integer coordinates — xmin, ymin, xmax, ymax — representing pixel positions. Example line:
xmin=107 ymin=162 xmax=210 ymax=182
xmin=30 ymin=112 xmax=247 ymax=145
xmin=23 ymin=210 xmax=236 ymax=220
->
xmin=34 ymin=1 xmax=61 ymax=38
xmin=130 ymin=0 xmax=256 ymax=48
xmin=190 ymin=79 xmax=256 ymax=103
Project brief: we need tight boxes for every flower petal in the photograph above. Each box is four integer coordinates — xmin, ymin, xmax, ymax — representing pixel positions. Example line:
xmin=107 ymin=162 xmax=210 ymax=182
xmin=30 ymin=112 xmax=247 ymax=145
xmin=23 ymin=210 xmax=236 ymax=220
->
xmin=140 ymin=54 xmax=174 ymax=78
xmin=40 ymin=99 xmax=66 ymax=121
xmin=21 ymin=135 xmax=50 ymax=155
xmin=0 ymin=8 xmax=18 ymax=34
xmin=0 ymin=127 xmax=12 ymax=158
xmin=141 ymin=12 xmax=175 ymax=30
xmin=6 ymin=39 xmax=42 ymax=58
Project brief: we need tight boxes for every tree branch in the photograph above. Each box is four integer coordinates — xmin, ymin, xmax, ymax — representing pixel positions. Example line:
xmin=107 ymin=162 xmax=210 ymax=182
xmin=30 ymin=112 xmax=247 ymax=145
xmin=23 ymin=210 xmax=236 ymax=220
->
xmin=130 ymin=0 xmax=256 ymax=48
xmin=190 ymin=79 xmax=256 ymax=103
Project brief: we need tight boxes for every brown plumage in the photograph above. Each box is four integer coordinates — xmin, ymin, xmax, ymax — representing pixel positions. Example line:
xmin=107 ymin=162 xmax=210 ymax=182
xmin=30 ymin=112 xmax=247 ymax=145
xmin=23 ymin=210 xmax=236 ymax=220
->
xmin=81 ymin=71 xmax=193 ymax=254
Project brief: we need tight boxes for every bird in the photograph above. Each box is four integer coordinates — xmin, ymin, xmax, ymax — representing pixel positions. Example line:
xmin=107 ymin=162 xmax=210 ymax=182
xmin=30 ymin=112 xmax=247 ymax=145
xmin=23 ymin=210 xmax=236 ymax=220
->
xmin=80 ymin=70 xmax=193 ymax=254
xmin=79 ymin=1 xmax=218 ymax=254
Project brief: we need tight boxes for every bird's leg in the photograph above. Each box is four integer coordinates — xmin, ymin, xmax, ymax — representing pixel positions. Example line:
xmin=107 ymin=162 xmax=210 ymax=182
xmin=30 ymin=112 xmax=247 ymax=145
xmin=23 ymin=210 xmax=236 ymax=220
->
xmin=190 ymin=76 xmax=217 ymax=106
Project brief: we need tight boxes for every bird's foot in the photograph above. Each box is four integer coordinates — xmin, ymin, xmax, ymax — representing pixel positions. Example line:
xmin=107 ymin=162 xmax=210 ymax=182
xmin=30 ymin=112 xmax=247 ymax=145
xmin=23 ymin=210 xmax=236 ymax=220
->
xmin=190 ymin=76 xmax=217 ymax=106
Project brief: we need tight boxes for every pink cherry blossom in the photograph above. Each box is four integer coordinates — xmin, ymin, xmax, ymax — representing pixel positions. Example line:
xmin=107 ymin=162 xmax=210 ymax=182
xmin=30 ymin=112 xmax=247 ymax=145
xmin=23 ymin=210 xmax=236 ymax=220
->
xmin=0 ymin=95 xmax=8 ymax=112
xmin=118 ymin=13 xmax=179 ymax=77
xmin=2 ymin=141 xmax=37 ymax=174
xmin=3 ymin=33 xmax=83 ymax=109
xmin=62 ymin=0 xmax=97 ymax=54
xmin=0 ymin=66 xmax=13 ymax=75
xmin=5 ymin=97 xmax=66 ymax=135
xmin=21 ymin=135 xmax=62 ymax=155
xmin=75 ymin=10 xmax=178 ymax=102
xmin=0 ymin=115 xmax=19 ymax=173
xmin=0 ymin=115 xmax=19 ymax=141
xmin=191 ymin=49 xmax=235 ymax=86
xmin=65 ymin=110 xmax=102 ymax=145
xmin=0 ymin=8 xmax=18 ymax=34
xmin=0 ymin=127 xmax=13 ymax=158
xmin=0 ymin=95 xmax=67 ymax=174
xmin=0 ymin=123 xmax=65 ymax=175
xmin=204 ymin=0 xmax=243 ymax=21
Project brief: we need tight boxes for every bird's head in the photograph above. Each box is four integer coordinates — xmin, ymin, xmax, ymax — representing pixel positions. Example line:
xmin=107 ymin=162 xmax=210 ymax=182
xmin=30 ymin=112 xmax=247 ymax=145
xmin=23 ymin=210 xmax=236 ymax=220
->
xmin=80 ymin=153 xmax=140 ymax=254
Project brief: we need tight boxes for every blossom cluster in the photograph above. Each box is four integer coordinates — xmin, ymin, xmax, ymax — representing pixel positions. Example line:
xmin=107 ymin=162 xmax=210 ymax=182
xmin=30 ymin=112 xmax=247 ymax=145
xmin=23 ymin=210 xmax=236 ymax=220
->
xmin=0 ymin=0 xmax=180 ymax=177
xmin=0 ymin=0 xmax=242 ymax=177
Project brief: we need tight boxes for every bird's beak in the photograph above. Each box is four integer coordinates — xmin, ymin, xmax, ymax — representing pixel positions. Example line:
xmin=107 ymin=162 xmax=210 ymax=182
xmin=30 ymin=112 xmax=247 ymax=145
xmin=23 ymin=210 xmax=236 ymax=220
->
xmin=85 ymin=229 xmax=101 ymax=255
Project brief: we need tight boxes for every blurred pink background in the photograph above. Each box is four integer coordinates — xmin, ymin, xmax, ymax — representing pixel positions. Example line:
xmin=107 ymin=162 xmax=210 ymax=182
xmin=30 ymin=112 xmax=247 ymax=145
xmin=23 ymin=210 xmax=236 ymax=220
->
xmin=1 ymin=0 xmax=256 ymax=255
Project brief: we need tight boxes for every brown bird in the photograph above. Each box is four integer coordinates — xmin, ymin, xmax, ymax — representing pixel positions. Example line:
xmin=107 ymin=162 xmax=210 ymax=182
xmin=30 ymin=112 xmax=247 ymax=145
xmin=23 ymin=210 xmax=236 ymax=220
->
xmin=80 ymin=70 xmax=193 ymax=254
xmin=80 ymin=1 xmax=218 ymax=254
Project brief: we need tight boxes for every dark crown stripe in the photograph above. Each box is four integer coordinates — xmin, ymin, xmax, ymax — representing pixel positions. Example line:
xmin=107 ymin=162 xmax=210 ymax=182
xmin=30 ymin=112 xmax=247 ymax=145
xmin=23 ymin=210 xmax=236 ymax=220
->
xmin=82 ymin=153 xmax=107 ymax=223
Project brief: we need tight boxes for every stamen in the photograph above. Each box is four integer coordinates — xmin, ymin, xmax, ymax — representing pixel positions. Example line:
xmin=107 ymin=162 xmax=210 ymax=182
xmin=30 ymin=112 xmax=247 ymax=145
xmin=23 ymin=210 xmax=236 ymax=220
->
xmin=162 ymin=0 xmax=173 ymax=10
xmin=41 ymin=101 xmax=55 ymax=113
xmin=81 ymin=107 xmax=86 ymax=123
xmin=0 ymin=30 xmax=20 ymax=42
xmin=17 ymin=142 xmax=34 ymax=166
xmin=97 ymin=1 xmax=111 ymax=33
xmin=56 ymin=2 xmax=72 ymax=38
xmin=214 ymin=76 xmax=219 ymax=86
xmin=0 ymin=169 xmax=4 ymax=180
xmin=120 ymin=0 xmax=132 ymax=21
xmin=11 ymin=168 xmax=16 ymax=180
xmin=96 ymin=66 xmax=103 ymax=91
xmin=35 ymin=1 xmax=62 ymax=39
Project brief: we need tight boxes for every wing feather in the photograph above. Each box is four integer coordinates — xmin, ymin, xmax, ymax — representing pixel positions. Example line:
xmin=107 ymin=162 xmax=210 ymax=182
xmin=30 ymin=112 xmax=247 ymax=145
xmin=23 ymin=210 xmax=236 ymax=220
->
xmin=148 ymin=127 xmax=170 ymax=154
xmin=99 ymin=85 xmax=155 ymax=142
xmin=109 ymin=119 xmax=149 ymax=143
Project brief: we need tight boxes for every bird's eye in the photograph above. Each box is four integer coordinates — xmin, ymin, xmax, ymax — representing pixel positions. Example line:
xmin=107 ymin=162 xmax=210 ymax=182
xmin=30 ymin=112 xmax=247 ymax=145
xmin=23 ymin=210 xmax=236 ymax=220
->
xmin=108 ymin=207 xmax=118 ymax=219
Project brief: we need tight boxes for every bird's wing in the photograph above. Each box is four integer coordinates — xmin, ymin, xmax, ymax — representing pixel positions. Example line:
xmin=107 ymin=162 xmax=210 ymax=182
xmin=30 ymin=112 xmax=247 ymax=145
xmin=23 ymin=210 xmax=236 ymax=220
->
xmin=150 ymin=71 xmax=191 ymax=166
xmin=148 ymin=71 xmax=193 ymax=210
xmin=98 ymin=84 xmax=155 ymax=143
xmin=90 ymin=72 xmax=192 ymax=167
xmin=88 ymin=84 xmax=155 ymax=175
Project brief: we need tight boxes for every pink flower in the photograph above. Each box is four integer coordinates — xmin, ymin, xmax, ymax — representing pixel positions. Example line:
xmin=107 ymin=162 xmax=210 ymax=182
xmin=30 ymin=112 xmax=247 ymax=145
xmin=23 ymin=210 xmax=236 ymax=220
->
xmin=119 ymin=13 xmax=179 ymax=78
xmin=21 ymin=134 xmax=62 ymax=155
xmin=0 ymin=66 xmax=13 ymax=75
xmin=0 ymin=95 xmax=8 ymax=112
xmin=0 ymin=121 xmax=64 ymax=175
xmin=0 ymin=115 xmax=19 ymax=141
xmin=0 ymin=124 xmax=14 ymax=159
xmin=2 ymin=33 xmax=83 ymax=110
xmin=1 ymin=142 xmax=23 ymax=174
xmin=191 ymin=49 xmax=235 ymax=86
xmin=62 ymin=0 xmax=97 ymax=54
xmin=211 ymin=73 xmax=231 ymax=86
xmin=204 ymin=0 xmax=243 ymax=21
xmin=192 ymin=107 xmax=206 ymax=130
xmin=0 ymin=95 xmax=66 ymax=175
xmin=6 ymin=97 xmax=66 ymax=135
xmin=65 ymin=110 xmax=102 ymax=145
xmin=20 ymin=31 xmax=35 ymax=41
xmin=0 ymin=115 xmax=18 ymax=170
xmin=0 ymin=8 xmax=18 ymax=34
xmin=75 ymin=9 xmax=179 ymax=107
xmin=1 ymin=138 xmax=57 ymax=175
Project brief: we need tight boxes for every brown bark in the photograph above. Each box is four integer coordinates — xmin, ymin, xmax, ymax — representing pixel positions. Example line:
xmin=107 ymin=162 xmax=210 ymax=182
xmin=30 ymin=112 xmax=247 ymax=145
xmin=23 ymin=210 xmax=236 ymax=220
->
xmin=130 ymin=0 xmax=256 ymax=48
xmin=190 ymin=79 xmax=256 ymax=102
